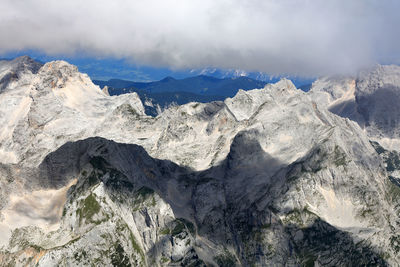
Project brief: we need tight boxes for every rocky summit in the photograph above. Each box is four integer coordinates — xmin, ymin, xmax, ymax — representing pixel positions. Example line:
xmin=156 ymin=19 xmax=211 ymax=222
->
xmin=0 ymin=56 xmax=400 ymax=266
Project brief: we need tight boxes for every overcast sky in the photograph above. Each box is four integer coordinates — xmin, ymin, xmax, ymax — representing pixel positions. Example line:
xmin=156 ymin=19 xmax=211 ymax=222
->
xmin=1 ymin=0 xmax=399 ymax=77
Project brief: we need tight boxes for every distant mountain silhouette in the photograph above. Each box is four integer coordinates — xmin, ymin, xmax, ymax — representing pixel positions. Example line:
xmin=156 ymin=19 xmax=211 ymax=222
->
xmin=93 ymin=75 xmax=267 ymax=97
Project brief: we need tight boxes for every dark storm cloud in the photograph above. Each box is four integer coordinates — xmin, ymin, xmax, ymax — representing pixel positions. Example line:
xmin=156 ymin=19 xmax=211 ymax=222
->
xmin=0 ymin=0 xmax=399 ymax=76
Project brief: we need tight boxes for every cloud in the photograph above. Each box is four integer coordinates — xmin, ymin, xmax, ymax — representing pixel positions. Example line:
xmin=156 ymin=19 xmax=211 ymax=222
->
xmin=0 ymin=0 xmax=399 ymax=76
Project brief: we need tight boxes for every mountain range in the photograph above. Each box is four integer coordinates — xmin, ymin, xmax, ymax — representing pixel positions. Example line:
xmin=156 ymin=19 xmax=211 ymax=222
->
xmin=0 ymin=56 xmax=400 ymax=266
xmin=93 ymin=76 xmax=268 ymax=116
xmin=93 ymin=75 xmax=267 ymax=97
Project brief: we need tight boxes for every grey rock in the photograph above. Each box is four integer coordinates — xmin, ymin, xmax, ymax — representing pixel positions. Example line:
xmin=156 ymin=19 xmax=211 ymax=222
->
xmin=0 ymin=59 xmax=399 ymax=266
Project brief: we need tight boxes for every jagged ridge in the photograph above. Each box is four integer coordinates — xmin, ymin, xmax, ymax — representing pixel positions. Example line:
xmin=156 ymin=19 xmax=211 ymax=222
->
xmin=0 ymin=57 xmax=399 ymax=266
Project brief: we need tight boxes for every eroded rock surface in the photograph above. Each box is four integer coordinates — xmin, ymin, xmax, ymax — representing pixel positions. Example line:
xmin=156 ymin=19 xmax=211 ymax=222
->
xmin=0 ymin=57 xmax=399 ymax=266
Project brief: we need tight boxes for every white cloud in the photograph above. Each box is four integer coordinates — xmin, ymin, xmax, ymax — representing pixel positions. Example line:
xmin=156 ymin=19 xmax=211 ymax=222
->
xmin=0 ymin=0 xmax=399 ymax=76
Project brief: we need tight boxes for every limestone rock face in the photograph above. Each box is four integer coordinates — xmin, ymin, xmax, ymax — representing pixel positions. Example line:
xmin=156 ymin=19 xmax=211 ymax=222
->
xmin=0 ymin=57 xmax=400 ymax=266
xmin=310 ymin=65 xmax=400 ymax=152
xmin=102 ymin=85 xmax=110 ymax=96
xmin=0 ymin=56 xmax=42 ymax=93
xmin=0 ymin=58 xmax=145 ymax=167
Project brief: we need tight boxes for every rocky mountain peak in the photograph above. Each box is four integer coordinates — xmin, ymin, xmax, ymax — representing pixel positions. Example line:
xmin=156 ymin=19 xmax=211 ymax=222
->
xmin=266 ymin=77 xmax=297 ymax=93
xmin=40 ymin=60 xmax=79 ymax=75
xmin=224 ymin=78 xmax=299 ymax=121
xmin=37 ymin=60 xmax=83 ymax=90
xmin=357 ymin=64 xmax=400 ymax=95
xmin=102 ymin=85 xmax=110 ymax=96
xmin=0 ymin=59 xmax=146 ymax=167
xmin=0 ymin=56 xmax=43 ymax=92
xmin=4 ymin=55 xmax=43 ymax=75
xmin=310 ymin=64 xmax=400 ymax=151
